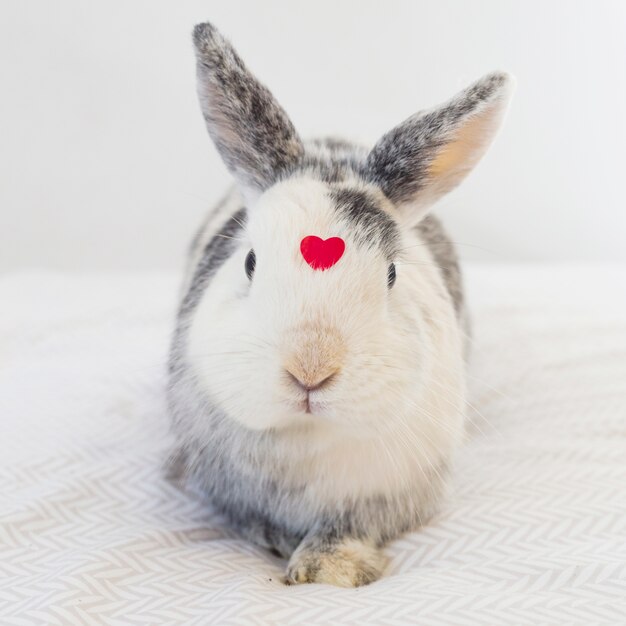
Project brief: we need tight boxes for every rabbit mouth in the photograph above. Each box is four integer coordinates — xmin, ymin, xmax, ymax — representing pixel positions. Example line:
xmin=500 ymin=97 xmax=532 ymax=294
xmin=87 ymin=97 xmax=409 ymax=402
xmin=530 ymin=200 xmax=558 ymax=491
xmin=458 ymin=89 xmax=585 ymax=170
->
xmin=290 ymin=394 xmax=326 ymax=416
xmin=302 ymin=396 xmax=315 ymax=414
xmin=305 ymin=395 xmax=325 ymax=415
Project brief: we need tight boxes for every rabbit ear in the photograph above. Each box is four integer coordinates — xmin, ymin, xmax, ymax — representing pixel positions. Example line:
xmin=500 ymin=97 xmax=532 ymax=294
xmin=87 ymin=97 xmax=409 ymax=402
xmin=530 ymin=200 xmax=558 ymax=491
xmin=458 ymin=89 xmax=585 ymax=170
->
xmin=193 ymin=23 xmax=304 ymax=201
xmin=365 ymin=72 xmax=514 ymax=224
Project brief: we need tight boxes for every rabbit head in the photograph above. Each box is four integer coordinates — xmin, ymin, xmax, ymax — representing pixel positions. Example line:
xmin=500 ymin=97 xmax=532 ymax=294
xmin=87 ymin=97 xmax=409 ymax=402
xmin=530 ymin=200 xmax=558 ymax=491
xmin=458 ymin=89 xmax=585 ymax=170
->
xmin=186 ymin=23 xmax=513 ymax=433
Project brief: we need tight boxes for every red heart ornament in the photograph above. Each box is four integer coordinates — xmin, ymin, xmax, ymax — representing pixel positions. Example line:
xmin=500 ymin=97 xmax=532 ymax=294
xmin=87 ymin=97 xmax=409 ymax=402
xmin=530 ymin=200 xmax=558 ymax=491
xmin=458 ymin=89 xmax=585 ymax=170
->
xmin=300 ymin=235 xmax=345 ymax=271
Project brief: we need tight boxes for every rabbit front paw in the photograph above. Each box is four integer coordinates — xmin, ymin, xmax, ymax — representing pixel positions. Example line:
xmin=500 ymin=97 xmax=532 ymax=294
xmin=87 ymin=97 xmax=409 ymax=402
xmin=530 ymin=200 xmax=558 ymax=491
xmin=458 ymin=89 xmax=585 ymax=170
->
xmin=285 ymin=535 xmax=386 ymax=588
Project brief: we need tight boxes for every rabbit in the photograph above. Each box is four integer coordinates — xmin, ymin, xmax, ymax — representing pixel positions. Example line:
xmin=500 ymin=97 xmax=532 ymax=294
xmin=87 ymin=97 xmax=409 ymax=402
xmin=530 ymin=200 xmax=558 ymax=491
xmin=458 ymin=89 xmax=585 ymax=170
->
xmin=167 ymin=21 xmax=513 ymax=587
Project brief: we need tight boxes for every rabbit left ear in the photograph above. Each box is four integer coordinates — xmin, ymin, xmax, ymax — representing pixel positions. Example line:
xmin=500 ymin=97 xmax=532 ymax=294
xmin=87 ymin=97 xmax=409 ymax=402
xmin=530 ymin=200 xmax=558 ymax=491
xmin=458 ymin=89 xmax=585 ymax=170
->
xmin=365 ymin=72 xmax=514 ymax=224
xmin=193 ymin=23 xmax=304 ymax=202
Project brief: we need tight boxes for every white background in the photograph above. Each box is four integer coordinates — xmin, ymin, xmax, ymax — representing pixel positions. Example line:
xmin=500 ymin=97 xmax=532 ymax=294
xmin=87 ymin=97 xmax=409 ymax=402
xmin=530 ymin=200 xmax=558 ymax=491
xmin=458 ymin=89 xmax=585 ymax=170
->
xmin=1 ymin=0 xmax=625 ymax=271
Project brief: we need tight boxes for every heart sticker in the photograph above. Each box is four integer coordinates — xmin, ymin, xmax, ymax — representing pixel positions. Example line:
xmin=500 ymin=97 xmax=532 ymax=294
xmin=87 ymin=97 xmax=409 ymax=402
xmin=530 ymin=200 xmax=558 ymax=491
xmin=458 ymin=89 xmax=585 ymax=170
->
xmin=300 ymin=235 xmax=345 ymax=271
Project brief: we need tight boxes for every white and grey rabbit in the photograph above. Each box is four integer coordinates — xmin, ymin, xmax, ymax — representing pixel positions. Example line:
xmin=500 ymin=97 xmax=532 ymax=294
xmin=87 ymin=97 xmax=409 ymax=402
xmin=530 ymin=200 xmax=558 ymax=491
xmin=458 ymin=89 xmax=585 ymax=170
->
xmin=168 ymin=22 xmax=513 ymax=587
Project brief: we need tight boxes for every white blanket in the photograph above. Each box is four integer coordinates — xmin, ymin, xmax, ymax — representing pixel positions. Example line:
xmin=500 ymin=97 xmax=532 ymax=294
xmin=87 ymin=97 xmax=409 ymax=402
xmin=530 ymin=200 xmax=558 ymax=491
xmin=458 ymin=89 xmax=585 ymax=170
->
xmin=1 ymin=266 xmax=625 ymax=624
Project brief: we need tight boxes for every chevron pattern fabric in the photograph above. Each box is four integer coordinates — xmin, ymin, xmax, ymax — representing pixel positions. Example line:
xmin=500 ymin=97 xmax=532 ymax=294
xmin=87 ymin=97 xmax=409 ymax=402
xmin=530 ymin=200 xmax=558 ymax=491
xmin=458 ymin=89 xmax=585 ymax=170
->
xmin=1 ymin=267 xmax=625 ymax=625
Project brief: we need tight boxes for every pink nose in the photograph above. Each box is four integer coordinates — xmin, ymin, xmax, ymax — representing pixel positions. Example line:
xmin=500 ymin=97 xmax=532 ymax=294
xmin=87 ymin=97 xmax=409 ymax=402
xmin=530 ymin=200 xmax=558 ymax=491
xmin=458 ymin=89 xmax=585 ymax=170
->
xmin=285 ymin=369 xmax=338 ymax=392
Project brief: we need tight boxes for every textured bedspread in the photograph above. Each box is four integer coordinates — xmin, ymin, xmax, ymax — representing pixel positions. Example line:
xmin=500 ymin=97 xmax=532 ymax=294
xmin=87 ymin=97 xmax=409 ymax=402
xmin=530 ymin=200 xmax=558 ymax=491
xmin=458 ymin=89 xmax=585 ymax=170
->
xmin=1 ymin=266 xmax=625 ymax=624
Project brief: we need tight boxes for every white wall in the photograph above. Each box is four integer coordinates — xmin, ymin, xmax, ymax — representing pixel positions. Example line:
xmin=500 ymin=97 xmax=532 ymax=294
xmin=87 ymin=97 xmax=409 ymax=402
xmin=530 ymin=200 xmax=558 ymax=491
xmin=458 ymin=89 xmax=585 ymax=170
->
xmin=1 ymin=0 xmax=625 ymax=270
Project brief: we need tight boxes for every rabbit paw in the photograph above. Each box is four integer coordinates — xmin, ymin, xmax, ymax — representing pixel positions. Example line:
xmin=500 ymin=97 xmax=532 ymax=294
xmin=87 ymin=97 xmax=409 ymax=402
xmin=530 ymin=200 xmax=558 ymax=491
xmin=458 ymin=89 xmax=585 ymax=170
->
xmin=285 ymin=536 xmax=386 ymax=587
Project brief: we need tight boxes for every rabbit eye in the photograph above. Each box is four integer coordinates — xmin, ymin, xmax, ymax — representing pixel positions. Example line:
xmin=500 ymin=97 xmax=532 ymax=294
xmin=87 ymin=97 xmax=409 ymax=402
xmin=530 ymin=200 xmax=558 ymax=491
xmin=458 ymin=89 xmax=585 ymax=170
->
xmin=387 ymin=263 xmax=396 ymax=288
xmin=245 ymin=249 xmax=256 ymax=280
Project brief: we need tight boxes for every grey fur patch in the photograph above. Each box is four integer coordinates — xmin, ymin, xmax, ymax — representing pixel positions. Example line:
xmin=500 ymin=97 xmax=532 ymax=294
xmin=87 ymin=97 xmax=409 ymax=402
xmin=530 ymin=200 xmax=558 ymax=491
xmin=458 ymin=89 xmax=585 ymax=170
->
xmin=298 ymin=138 xmax=369 ymax=183
xmin=365 ymin=72 xmax=509 ymax=204
xmin=178 ymin=207 xmax=246 ymax=320
xmin=330 ymin=187 xmax=400 ymax=261
xmin=168 ymin=207 xmax=246 ymax=380
xmin=193 ymin=23 xmax=304 ymax=192
xmin=416 ymin=215 xmax=464 ymax=316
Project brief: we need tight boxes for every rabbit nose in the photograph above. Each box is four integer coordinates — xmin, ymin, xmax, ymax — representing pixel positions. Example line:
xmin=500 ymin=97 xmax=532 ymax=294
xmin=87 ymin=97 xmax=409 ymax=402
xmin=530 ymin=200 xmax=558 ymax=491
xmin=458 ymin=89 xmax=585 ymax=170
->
xmin=282 ymin=324 xmax=346 ymax=394
xmin=285 ymin=368 xmax=338 ymax=392
xmin=283 ymin=324 xmax=346 ymax=394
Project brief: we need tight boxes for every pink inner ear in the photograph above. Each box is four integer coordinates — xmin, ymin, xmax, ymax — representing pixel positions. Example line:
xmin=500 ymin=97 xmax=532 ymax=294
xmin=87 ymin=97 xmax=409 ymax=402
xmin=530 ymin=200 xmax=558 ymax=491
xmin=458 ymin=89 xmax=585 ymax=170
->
xmin=300 ymin=236 xmax=345 ymax=271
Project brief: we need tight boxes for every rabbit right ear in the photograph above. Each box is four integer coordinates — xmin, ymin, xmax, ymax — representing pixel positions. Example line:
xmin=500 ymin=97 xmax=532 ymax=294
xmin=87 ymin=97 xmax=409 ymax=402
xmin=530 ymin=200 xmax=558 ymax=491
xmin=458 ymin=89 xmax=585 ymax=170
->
xmin=193 ymin=23 xmax=304 ymax=202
